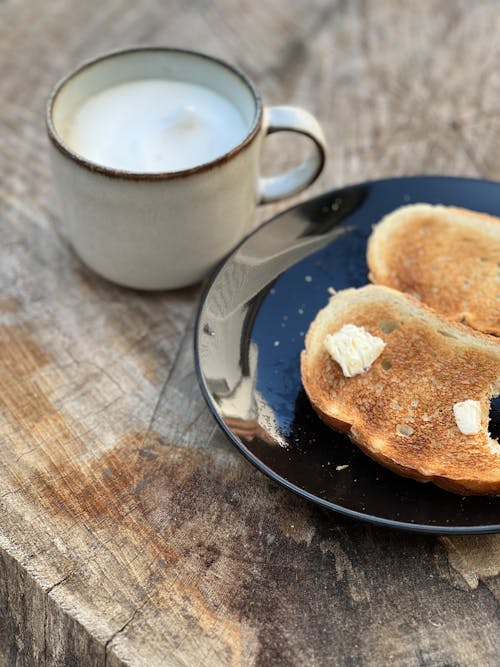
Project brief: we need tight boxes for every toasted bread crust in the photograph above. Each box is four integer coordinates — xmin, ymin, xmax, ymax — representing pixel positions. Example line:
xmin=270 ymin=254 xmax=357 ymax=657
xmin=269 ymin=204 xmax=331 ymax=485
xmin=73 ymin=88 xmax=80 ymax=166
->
xmin=366 ymin=204 xmax=500 ymax=336
xmin=301 ymin=285 xmax=500 ymax=495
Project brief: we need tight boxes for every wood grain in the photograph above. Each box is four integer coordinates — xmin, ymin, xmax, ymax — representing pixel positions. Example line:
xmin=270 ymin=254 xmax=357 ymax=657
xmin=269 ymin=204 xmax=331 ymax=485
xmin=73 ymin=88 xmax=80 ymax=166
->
xmin=1 ymin=0 xmax=500 ymax=665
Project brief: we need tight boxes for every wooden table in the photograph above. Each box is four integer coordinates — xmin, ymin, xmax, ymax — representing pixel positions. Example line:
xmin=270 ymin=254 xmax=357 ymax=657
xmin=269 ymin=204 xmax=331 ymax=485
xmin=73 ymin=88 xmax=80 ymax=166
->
xmin=1 ymin=1 xmax=500 ymax=665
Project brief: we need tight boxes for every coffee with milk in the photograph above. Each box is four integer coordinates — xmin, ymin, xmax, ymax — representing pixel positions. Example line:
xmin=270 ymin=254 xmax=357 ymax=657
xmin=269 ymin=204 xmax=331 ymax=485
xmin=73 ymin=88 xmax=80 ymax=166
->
xmin=47 ymin=48 xmax=326 ymax=289
xmin=60 ymin=79 xmax=248 ymax=173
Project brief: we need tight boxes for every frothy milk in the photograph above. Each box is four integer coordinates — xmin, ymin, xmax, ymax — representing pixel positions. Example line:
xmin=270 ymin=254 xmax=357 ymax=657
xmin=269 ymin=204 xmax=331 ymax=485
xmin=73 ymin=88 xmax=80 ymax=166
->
xmin=61 ymin=79 xmax=248 ymax=172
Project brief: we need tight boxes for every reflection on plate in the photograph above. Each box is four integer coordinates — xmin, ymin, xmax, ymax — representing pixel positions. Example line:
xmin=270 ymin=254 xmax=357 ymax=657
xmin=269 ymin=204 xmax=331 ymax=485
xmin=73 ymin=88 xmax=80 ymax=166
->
xmin=195 ymin=176 xmax=500 ymax=534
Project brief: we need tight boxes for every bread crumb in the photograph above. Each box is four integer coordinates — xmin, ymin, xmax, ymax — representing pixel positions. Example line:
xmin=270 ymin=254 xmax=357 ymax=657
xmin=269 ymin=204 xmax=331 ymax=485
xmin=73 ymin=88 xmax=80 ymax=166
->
xmin=328 ymin=287 xmax=336 ymax=295
xmin=336 ymin=464 xmax=349 ymax=471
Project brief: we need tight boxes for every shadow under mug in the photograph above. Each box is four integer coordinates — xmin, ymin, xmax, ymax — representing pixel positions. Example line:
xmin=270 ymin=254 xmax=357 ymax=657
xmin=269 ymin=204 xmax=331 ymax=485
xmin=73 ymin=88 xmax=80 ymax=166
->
xmin=46 ymin=47 xmax=326 ymax=290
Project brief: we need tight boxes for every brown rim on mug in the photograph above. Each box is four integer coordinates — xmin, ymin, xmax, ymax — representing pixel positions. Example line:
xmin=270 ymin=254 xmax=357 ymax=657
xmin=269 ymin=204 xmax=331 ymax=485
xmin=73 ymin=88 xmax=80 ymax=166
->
xmin=46 ymin=46 xmax=264 ymax=181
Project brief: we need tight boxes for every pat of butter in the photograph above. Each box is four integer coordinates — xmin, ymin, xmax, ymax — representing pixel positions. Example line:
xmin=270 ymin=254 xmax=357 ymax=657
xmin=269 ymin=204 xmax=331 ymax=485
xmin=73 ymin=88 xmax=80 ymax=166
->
xmin=324 ymin=324 xmax=385 ymax=377
xmin=453 ymin=400 xmax=482 ymax=435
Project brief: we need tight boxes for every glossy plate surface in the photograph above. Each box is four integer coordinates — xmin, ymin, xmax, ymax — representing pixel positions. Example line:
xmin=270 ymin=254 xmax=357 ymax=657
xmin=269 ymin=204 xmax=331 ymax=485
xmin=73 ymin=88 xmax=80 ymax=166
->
xmin=195 ymin=176 xmax=500 ymax=533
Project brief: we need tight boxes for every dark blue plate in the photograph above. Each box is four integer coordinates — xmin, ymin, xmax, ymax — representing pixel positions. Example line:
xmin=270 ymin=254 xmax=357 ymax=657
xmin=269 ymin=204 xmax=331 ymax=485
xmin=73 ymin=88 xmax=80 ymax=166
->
xmin=195 ymin=176 xmax=500 ymax=533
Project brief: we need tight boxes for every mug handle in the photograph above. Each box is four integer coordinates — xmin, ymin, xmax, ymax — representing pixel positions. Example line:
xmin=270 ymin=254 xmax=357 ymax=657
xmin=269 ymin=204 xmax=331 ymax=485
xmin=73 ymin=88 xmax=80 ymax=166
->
xmin=258 ymin=106 xmax=326 ymax=204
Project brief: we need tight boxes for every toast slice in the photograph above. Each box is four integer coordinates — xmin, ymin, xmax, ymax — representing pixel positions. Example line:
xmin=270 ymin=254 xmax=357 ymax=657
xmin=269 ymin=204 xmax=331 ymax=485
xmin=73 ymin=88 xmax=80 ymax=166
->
xmin=366 ymin=204 xmax=500 ymax=335
xmin=300 ymin=285 xmax=500 ymax=495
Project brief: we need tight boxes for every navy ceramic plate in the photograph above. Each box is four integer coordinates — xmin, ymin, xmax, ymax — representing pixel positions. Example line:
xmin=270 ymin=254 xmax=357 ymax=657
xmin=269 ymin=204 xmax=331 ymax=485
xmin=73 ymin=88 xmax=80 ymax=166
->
xmin=195 ymin=176 xmax=500 ymax=533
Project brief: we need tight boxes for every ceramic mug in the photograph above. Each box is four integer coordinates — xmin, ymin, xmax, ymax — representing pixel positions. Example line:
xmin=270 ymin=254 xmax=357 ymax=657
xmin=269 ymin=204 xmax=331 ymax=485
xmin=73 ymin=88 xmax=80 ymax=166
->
xmin=46 ymin=47 xmax=326 ymax=290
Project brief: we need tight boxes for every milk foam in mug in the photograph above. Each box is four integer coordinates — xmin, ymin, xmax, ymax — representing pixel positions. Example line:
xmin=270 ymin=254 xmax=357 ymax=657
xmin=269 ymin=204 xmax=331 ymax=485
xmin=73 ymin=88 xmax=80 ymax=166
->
xmin=61 ymin=79 xmax=248 ymax=173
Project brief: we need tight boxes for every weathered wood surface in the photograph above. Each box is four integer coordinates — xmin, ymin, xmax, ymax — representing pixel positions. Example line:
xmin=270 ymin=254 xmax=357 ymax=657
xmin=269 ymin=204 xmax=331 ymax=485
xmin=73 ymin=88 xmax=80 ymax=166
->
xmin=1 ymin=0 xmax=500 ymax=665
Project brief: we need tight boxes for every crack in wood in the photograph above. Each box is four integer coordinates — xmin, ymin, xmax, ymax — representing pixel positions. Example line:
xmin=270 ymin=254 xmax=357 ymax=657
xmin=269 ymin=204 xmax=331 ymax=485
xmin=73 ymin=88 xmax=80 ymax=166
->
xmin=103 ymin=594 xmax=154 ymax=667
xmin=45 ymin=569 xmax=78 ymax=596
xmin=138 ymin=311 xmax=197 ymax=452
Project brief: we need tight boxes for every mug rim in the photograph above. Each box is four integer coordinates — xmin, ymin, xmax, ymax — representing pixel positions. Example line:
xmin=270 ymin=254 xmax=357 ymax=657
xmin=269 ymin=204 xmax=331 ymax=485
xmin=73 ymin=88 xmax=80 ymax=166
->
xmin=46 ymin=46 xmax=264 ymax=181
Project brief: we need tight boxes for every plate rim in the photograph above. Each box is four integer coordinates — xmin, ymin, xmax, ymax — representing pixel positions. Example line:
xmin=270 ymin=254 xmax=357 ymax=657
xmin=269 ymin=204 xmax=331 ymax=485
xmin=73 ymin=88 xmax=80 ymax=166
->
xmin=194 ymin=174 xmax=500 ymax=535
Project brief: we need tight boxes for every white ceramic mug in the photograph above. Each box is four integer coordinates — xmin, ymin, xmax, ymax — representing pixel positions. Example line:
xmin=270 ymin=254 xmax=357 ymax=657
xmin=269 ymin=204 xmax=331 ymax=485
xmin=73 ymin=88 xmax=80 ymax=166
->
xmin=46 ymin=48 xmax=326 ymax=290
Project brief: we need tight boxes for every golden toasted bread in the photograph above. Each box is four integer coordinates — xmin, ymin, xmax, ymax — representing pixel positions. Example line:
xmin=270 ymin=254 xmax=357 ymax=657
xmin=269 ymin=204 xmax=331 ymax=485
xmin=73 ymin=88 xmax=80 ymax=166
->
xmin=300 ymin=285 xmax=500 ymax=495
xmin=366 ymin=204 xmax=500 ymax=335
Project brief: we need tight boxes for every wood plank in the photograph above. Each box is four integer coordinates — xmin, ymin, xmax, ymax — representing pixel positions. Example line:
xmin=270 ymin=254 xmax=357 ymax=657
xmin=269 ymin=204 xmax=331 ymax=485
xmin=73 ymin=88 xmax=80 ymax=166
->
xmin=0 ymin=0 xmax=500 ymax=665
